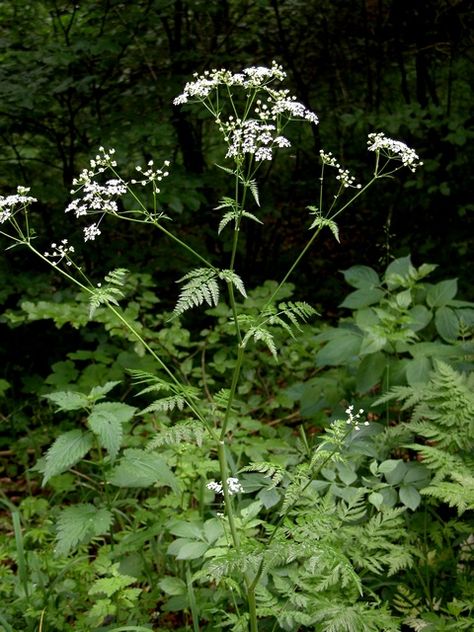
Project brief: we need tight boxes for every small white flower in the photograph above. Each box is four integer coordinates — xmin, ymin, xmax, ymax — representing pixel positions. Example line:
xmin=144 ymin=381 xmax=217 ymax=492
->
xmin=367 ymin=132 xmax=423 ymax=172
xmin=84 ymin=223 xmax=101 ymax=241
xmin=207 ymin=477 xmax=244 ymax=496
xmin=0 ymin=186 xmax=37 ymax=223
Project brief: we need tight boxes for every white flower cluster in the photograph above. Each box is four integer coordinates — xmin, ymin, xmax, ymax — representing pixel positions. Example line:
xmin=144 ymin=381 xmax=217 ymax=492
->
xmin=319 ymin=150 xmax=361 ymax=189
xmin=131 ymin=159 xmax=171 ymax=190
xmin=43 ymin=239 xmax=75 ymax=265
xmin=345 ymin=405 xmax=369 ymax=432
xmin=173 ymin=61 xmax=286 ymax=105
xmin=174 ymin=63 xmax=318 ymax=163
xmin=223 ymin=118 xmax=284 ymax=162
xmin=367 ymin=133 xmax=423 ymax=172
xmin=0 ymin=186 xmax=37 ymax=223
xmin=207 ymin=477 xmax=244 ymax=496
xmin=65 ymin=147 xmax=127 ymax=242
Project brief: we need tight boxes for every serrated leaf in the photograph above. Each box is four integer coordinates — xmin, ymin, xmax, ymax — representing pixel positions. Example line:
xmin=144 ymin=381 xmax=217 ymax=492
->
xmin=44 ymin=390 xmax=89 ymax=411
xmin=108 ymin=448 xmax=178 ymax=491
xmin=43 ymin=430 xmax=93 ymax=485
xmin=88 ymin=402 xmax=136 ymax=460
xmin=219 ymin=269 xmax=247 ymax=297
xmin=89 ymin=574 xmax=135 ymax=597
xmin=55 ymin=504 xmax=112 ymax=556
xmin=88 ymin=381 xmax=121 ymax=400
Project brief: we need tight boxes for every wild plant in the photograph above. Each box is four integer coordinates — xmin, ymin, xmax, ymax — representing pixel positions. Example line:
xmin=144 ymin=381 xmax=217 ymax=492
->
xmin=0 ymin=63 xmax=424 ymax=630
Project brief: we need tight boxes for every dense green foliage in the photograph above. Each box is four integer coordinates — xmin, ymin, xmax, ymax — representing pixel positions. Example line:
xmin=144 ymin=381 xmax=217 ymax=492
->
xmin=0 ymin=4 xmax=473 ymax=631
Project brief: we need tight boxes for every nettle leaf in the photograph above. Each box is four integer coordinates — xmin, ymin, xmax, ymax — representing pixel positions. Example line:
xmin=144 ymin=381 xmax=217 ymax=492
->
xmin=44 ymin=390 xmax=89 ymax=411
xmin=88 ymin=402 xmax=136 ymax=460
xmin=43 ymin=429 xmax=93 ymax=485
xmin=55 ymin=504 xmax=113 ymax=556
xmin=173 ymin=268 xmax=219 ymax=317
xmin=342 ymin=265 xmax=380 ymax=289
xmin=108 ymin=448 xmax=178 ymax=491
xmin=88 ymin=381 xmax=121 ymax=401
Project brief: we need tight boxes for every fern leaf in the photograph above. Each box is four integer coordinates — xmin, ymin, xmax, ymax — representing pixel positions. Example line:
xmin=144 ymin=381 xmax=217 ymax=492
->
xmin=242 ymin=325 xmax=278 ymax=359
xmin=249 ymin=179 xmax=260 ymax=206
xmin=219 ymin=269 xmax=247 ymax=298
xmin=146 ymin=420 xmax=205 ymax=450
xmin=173 ymin=268 xmax=220 ymax=316
xmin=308 ymin=207 xmax=340 ymax=242
xmin=240 ymin=461 xmax=285 ymax=489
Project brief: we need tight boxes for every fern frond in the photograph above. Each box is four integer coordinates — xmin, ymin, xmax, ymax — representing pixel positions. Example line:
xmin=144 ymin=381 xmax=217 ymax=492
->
xmin=308 ymin=212 xmax=340 ymax=243
xmin=242 ymin=325 xmax=278 ymax=359
xmin=240 ymin=461 xmax=285 ymax=489
xmin=89 ymin=268 xmax=129 ymax=317
xmin=173 ymin=267 xmax=220 ymax=317
xmin=147 ymin=420 xmax=205 ymax=450
xmin=421 ymin=471 xmax=474 ymax=514
xmin=249 ymin=179 xmax=260 ymax=206
xmin=219 ymin=269 xmax=247 ymax=298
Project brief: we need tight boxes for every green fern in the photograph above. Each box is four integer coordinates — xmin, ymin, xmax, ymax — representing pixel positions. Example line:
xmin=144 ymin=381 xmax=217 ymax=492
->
xmin=173 ymin=268 xmax=220 ymax=316
xmin=89 ymin=267 xmax=128 ymax=317
xmin=215 ymin=196 xmax=262 ymax=234
xmin=173 ymin=267 xmax=247 ymax=316
xmin=146 ymin=420 xmax=205 ymax=450
xmin=240 ymin=461 xmax=286 ymax=489
xmin=308 ymin=206 xmax=340 ymax=242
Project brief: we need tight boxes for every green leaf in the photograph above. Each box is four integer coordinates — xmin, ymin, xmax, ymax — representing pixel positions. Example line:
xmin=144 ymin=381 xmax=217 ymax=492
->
xmin=359 ymin=332 xmax=387 ymax=355
xmin=158 ymin=576 xmax=186 ymax=596
xmin=343 ymin=265 xmax=380 ymax=289
xmin=426 ymin=279 xmax=458 ymax=308
xmin=88 ymin=381 xmax=121 ymax=400
xmin=89 ymin=574 xmax=135 ymax=597
xmin=340 ymin=288 xmax=385 ymax=309
xmin=435 ymin=306 xmax=459 ymax=341
xmin=399 ymin=485 xmax=421 ymax=511
xmin=43 ymin=430 xmax=93 ymax=485
xmin=108 ymin=448 xmax=178 ymax=491
xmin=406 ymin=355 xmax=431 ymax=385
xmin=385 ymin=256 xmax=413 ymax=288
xmin=356 ymin=352 xmax=386 ymax=392
xmin=55 ymin=504 xmax=113 ymax=556
xmin=88 ymin=402 xmax=136 ymax=460
xmin=379 ymin=460 xmax=407 ymax=485
xmin=44 ymin=390 xmax=89 ymax=411
xmin=407 ymin=305 xmax=432 ymax=332
xmin=316 ymin=330 xmax=361 ymax=366
xmin=368 ymin=492 xmax=384 ymax=510
xmin=167 ymin=539 xmax=209 ymax=560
